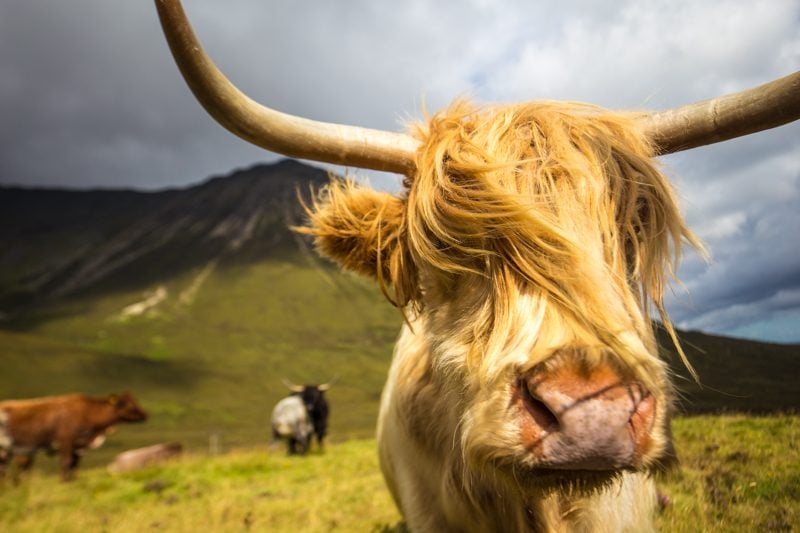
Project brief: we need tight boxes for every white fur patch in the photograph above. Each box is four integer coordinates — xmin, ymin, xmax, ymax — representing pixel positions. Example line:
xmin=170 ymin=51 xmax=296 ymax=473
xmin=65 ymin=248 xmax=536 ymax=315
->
xmin=88 ymin=433 xmax=107 ymax=450
xmin=0 ymin=410 xmax=10 ymax=450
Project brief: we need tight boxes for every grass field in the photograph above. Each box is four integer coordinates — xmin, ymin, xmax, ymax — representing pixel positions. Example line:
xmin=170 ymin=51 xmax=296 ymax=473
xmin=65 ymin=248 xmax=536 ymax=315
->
xmin=659 ymin=415 xmax=798 ymax=532
xmin=1 ymin=415 xmax=797 ymax=532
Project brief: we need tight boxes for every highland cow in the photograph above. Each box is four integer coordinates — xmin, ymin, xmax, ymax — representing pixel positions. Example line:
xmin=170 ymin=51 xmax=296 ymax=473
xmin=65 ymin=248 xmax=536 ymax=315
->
xmin=108 ymin=442 xmax=183 ymax=474
xmin=305 ymin=101 xmax=693 ymax=530
xmin=154 ymin=1 xmax=800 ymax=529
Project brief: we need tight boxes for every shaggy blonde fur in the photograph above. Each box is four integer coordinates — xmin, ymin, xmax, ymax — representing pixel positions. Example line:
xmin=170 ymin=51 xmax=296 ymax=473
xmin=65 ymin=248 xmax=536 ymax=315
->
xmin=301 ymin=100 xmax=701 ymax=531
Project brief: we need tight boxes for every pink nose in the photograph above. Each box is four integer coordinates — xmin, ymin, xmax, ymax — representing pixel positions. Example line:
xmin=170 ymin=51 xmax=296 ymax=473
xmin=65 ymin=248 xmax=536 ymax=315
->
xmin=516 ymin=359 xmax=656 ymax=470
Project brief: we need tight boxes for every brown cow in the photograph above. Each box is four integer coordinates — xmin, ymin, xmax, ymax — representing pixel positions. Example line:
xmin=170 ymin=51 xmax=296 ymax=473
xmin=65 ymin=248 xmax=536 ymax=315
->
xmin=0 ymin=393 xmax=148 ymax=482
xmin=154 ymin=1 xmax=799 ymax=529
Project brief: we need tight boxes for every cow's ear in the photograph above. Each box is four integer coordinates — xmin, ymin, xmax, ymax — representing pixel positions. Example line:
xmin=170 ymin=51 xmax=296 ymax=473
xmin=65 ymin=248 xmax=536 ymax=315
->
xmin=298 ymin=180 xmax=418 ymax=306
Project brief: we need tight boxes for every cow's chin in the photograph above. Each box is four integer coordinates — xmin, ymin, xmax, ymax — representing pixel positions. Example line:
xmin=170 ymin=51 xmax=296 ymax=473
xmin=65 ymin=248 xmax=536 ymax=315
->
xmin=516 ymin=469 xmax=636 ymax=497
xmin=507 ymin=420 xmax=668 ymax=496
xmin=508 ymin=464 xmax=627 ymax=496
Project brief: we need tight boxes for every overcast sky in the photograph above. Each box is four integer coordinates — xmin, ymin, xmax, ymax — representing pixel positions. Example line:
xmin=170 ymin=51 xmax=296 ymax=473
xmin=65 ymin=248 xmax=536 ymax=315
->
xmin=0 ymin=1 xmax=798 ymax=343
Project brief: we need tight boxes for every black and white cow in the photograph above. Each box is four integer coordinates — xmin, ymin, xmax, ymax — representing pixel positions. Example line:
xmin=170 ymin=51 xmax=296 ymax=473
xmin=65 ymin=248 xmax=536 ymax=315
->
xmin=271 ymin=379 xmax=333 ymax=454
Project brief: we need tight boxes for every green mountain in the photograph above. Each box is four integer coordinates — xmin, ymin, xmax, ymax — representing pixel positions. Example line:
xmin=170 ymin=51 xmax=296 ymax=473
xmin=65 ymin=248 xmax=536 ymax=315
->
xmin=1 ymin=160 xmax=797 ymax=465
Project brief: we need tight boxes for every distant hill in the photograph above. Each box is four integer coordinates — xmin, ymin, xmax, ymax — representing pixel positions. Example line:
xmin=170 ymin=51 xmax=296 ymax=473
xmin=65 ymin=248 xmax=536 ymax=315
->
xmin=658 ymin=328 xmax=799 ymax=414
xmin=0 ymin=159 xmax=797 ymax=464
xmin=0 ymin=159 xmax=327 ymax=312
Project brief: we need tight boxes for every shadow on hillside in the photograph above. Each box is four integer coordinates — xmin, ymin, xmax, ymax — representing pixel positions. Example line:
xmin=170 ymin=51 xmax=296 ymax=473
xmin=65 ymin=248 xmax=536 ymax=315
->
xmin=656 ymin=327 xmax=800 ymax=414
xmin=1 ymin=343 xmax=206 ymax=400
xmin=0 ymin=245 xmax=340 ymax=335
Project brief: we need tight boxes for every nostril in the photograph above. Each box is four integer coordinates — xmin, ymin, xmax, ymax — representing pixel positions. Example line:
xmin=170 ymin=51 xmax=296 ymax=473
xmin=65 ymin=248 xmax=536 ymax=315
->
xmin=628 ymin=387 xmax=656 ymax=456
xmin=628 ymin=382 xmax=648 ymax=406
xmin=628 ymin=384 xmax=654 ymax=421
xmin=520 ymin=380 xmax=559 ymax=432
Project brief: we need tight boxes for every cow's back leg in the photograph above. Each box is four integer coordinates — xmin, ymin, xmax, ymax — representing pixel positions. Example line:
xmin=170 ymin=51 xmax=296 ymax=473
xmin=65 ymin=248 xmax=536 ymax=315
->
xmin=269 ymin=429 xmax=282 ymax=452
xmin=12 ymin=453 xmax=34 ymax=486
xmin=296 ymin=436 xmax=309 ymax=455
xmin=59 ymin=446 xmax=80 ymax=482
xmin=0 ymin=450 xmax=8 ymax=484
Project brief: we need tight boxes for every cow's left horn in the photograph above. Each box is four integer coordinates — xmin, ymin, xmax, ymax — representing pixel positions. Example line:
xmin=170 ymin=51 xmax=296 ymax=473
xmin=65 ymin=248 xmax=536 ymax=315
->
xmin=154 ymin=0 xmax=418 ymax=174
xmin=281 ymin=378 xmax=304 ymax=393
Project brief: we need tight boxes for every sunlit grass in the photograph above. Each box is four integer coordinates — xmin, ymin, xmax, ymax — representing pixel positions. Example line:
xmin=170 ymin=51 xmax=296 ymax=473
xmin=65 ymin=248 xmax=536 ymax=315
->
xmin=0 ymin=440 xmax=401 ymax=533
xmin=1 ymin=416 xmax=797 ymax=532
xmin=657 ymin=415 xmax=799 ymax=532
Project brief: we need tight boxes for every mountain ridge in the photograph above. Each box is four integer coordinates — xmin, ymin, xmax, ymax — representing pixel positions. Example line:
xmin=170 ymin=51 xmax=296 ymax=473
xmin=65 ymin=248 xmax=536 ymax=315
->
xmin=0 ymin=159 xmax=329 ymax=312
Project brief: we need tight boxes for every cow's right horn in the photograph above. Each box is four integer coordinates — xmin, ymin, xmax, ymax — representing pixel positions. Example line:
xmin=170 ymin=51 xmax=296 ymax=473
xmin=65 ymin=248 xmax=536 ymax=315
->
xmin=154 ymin=0 xmax=419 ymax=175
xmin=318 ymin=376 xmax=339 ymax=391
xmin=640 ymin=71 xmax=800 ymax=155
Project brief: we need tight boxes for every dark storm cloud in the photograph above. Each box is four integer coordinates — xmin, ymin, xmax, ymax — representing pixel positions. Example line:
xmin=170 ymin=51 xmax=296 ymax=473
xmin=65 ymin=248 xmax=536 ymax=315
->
xmin=663 ymin=114 xmax=800 ymax=341
xmin=0 ymin=0 xmax=798 ymax=342
xmin=0 ymin=2 xmax=230 ymax=188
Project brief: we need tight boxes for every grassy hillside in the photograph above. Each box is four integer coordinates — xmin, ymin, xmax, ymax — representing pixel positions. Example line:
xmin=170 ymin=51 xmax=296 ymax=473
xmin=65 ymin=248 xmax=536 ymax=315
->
xmin=659 ymin=415 xmax=799 ymax=532
xmin=1 ymin=255 xmax=402 ymax=465
xmin=1 ymin=416 xmax=797 ymax=532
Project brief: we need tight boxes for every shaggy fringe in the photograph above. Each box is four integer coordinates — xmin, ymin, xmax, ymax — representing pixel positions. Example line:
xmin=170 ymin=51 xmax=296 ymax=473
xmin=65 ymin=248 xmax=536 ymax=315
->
xmin=407 ymin=99 xmax=703 ymax=376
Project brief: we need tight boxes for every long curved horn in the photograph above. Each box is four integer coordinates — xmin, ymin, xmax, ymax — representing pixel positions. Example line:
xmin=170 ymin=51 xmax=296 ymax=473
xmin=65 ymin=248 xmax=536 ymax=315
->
xmin=156 ymin=0 xmax=798 ymax=171
xmin=154 ymin=0 xmax=418 ymax=174
xmin=281 ymin=378 xmax=304 ymax=393
xmin=639 ymin=71 xmax=800 ymax=155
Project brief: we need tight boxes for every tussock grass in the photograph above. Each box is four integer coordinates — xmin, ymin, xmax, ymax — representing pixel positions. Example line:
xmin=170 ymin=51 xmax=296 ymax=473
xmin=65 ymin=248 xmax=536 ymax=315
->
xmin=657 ymin=415 xmax=799 ymax=532
xmin=0 ymin=440 xmax=401 ymax=533
xmin=1 ymin=416 xmax=797 ymax=532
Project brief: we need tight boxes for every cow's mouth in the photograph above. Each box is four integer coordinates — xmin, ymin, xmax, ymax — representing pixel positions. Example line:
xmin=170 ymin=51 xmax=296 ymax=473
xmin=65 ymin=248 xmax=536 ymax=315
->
xmin=504 ymin=462 xmax=628 ymax=495
xmin=123 ymin=412 xmax=148 ymax=422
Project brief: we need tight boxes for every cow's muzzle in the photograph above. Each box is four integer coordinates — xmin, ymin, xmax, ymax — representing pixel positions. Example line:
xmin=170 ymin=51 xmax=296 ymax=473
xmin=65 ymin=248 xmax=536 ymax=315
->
xmin=516 ymin=358 xmax=656 ymax=470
